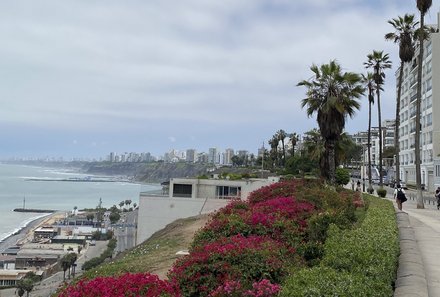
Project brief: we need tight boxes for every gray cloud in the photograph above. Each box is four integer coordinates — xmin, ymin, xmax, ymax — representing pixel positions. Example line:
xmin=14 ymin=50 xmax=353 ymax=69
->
xmin=0 ymin=0 xmax=436 ymax=157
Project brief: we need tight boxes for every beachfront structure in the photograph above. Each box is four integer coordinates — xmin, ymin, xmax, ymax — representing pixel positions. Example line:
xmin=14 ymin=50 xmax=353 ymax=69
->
xmin=33 ymin=226 xmax=58 ymax=242
xmin=397 ymin=12 xmax=440 ymax=191
xmin=51 ymin=235 xmax=87 ymax=245
xmin=0 ymin=270 xmax=42 ymax=287
xmin=15 ymin=243 xmax=66 ymax=269
xmin=136 ymin=176 xmax=280 ymax=245
xmin=0 ymin=255 xmax=15 ymax=270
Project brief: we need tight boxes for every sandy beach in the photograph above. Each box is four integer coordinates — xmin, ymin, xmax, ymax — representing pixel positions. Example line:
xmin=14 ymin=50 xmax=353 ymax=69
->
xmin=0 ymin=212 xmax=65 ymax=253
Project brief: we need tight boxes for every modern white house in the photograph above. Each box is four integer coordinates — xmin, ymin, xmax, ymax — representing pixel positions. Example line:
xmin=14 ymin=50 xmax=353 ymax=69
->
xmin=136 ymin=176 xmax=279 ymax=245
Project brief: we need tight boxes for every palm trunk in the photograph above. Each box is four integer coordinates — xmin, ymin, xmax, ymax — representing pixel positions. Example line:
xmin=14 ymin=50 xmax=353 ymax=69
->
xmin=368 ymin=100 xmax=373 ymax=192
xmin=415 ymin=12 xmax=425 ymax=208
xmin=376 ymin=87 xmax=383 ymax=188
xmin=328 ymin=140 xmax=336 ymax=185
xmin=395 ymin=62 xmax=403 ymax=185
xmin=281 ymin=140 xmax=286 ymax=166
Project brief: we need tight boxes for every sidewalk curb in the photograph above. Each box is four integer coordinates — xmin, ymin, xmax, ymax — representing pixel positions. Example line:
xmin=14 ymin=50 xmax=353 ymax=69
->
xmin=394 ymin=211 xmax=429 ymax=297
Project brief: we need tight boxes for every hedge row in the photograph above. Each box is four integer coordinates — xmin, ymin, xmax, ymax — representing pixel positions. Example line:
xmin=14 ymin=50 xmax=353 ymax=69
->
xmin=280 ymin=196 xmax=399 ymax=297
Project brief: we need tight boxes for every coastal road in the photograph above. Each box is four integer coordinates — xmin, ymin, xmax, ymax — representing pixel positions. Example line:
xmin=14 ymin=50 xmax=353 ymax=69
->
xmin=114 ymin=210 xmax=137 ymax=253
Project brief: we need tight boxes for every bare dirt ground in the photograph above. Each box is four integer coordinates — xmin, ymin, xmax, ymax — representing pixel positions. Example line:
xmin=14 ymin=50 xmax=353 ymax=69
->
xmin=137 ymin=214 xmax=211 ymax=279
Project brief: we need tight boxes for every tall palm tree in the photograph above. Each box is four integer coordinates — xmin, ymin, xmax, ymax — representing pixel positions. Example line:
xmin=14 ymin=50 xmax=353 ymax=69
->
xmin=364 ymin=51 xmax=392 ymax=188
xmin=415 ymin=0 xmax=432 ymax=208
xmin=289 ymin=132 xmax=298 ymax=157
xmin=362 ymin=72 xmax=375 ymax=193
xmin=298 ymin=60 xmax=364 ymax=184
xmin=268 ymin=136 xmax=279 ymax=168
xmin=277 ymin=129 xmax=287 ymax=166
xmin=385 ymin=14 xmax=418 ymax=187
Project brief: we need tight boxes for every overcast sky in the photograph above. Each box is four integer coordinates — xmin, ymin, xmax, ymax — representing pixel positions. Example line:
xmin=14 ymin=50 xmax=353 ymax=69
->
xmin=0 ymin=1 xmax=439 ymax=160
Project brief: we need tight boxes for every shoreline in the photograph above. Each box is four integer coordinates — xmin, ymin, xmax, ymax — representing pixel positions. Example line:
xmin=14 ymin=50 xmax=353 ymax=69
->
xmin=0 ymin=212 xmax=65 ymax=253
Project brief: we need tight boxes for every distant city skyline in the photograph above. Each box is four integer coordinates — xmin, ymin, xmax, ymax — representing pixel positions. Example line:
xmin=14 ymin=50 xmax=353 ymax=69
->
xmin=0 ymin=1 xmax=438 ymax=159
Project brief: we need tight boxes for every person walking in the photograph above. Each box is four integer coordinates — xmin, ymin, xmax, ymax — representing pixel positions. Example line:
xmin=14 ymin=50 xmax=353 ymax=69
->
xmin=356 ymin=180 xmax=361 ymax=192
xmin=394 ymin=184 xmax=406 ymax=211
xmin=436 ymin=187 xmax=440 ymax=210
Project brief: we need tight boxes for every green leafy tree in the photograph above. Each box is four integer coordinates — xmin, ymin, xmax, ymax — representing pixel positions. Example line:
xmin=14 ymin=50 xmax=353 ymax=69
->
xmin=86 ymin=213 xmax=94 ymax=222
xmin=298 ymin=60 xmax=364 ymax=184
xmin=385 ymin=14 xmax=418 ymax=186
xmin=364 ymin=50 xmax=392 ymax=187
xmin=415 ymin=0 xmax=432 ymax=208
xmin=16 ymin=278 xmax=34 ymax=297
xmin=109 ymin=212 xmax=121 ymax=224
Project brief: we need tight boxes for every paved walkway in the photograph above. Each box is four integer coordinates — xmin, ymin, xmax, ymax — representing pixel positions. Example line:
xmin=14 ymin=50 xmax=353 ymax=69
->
xmin=368 ymin=186 xmax=440 ymax=297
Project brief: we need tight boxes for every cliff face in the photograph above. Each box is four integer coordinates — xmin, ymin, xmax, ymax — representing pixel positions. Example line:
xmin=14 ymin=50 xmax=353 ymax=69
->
xmin=82 ymin=162 xmax=211 ymax=183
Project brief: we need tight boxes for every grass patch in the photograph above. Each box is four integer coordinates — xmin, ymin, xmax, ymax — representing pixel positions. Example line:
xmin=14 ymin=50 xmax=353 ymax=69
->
xmin=81 ymin=215 xmax=209 ymax=279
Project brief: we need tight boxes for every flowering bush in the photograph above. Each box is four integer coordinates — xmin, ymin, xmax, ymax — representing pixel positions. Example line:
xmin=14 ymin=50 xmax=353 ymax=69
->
xmin=57 ymin=272 xmax=181 ymax=297
xmin=209 ymin=279 xmax=281 ymax=297
xmin=169 ymin=235 xmax=297 ymax=297
xmin=192 ymin=197 xmax=315 ymax=248
xmin=247 ymin=180 xmax=306 ymax=204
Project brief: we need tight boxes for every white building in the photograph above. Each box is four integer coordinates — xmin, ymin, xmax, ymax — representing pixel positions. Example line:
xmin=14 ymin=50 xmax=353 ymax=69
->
xmin=136 ymin=176 xmax=279 ymax=245
xmin=397 ymin=13 xmax=440 ymax=191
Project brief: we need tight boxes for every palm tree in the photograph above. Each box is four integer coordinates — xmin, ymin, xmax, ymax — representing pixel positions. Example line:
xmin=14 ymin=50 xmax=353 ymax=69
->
xmin=303 ymin=128 xmax=325 ymax=165
xmin=415 ymin=0 xmax=432 ymax=209
xmin=298 ymin=60 xmax=364 ymax=184
xmin=385 ymin=14 xmax=418 ymax=188
xmin=362 ymin=73 xmax=376 ymax=193
xmin=364 ymin=50 xmax=392 ymax=188
xmin=268 ymin=135 xmax=279 ymax=168
xmin=277 ymin=129 xmax=287 ymax=166
xmin=289 ymin=132 xmax=298 ymax=157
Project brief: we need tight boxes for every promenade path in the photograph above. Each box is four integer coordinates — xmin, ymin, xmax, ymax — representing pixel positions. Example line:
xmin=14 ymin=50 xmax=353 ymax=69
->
xmin=368 ymin=185 xmax=440 ymax=297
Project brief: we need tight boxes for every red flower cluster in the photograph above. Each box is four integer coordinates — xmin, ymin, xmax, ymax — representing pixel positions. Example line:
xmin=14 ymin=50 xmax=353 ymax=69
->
xmin=192 ymin=196 xmax=315 ymax=248
xmin=352 ymin=191 xmax=365 ymax=208
xmin=168 ymin=235 xmax=293 ymax=297
xmin=247 ymin=180 xmax=305 ymax=204
xmin=58 ymin=272 xmax=181 ymax=297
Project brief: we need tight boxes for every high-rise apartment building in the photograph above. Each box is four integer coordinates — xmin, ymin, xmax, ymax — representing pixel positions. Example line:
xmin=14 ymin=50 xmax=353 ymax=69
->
xmin=223 ymin=148 xmax=234 ymax=165
xmin=397 ymin=13 xmax=440 ymax=191
xmin=186 ymin=149 xmax=196 ymax=163
xmin=208 ymin=148 xmax=220 ymax=164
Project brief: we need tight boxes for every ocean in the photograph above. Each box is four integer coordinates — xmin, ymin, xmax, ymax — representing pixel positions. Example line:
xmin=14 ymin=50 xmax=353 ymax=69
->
xmin=0 ymin=163 xmax=160 ymax=242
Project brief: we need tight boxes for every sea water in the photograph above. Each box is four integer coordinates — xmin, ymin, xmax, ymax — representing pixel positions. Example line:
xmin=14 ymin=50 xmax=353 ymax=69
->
xmin=0 ymin=163 xmax=160 ymax=242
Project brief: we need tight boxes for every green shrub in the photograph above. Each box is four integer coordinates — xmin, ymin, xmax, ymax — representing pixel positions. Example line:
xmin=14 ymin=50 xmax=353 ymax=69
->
xmin=376 ymin=187 xmax=387 ymax=198
xmin=281 ymin=197 xmax=399 ymax=296
xmin=335 ymin=168 xmax=350 ymax=186
xmin=280 ymin=266 xmax=392 ymax=297
xmin=321 ymin=198 xmax=398 ymax=284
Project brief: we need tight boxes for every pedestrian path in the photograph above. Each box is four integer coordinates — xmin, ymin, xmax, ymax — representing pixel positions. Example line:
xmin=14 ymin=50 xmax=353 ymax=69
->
xmin=381 ymin=190 xmax=440 ymax=297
